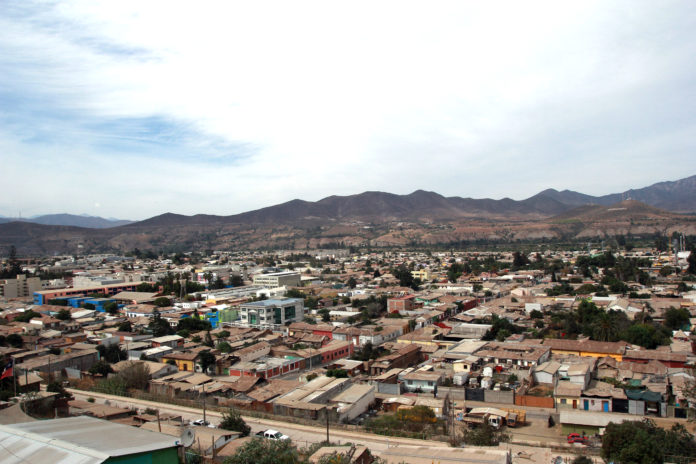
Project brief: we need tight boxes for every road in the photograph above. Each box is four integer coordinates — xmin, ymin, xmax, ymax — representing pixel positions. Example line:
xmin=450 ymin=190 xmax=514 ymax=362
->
xmin=68 ymin=388 xmax=582 ymax=463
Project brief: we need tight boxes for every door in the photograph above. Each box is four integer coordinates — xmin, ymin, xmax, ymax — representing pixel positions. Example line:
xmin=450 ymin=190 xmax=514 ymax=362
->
xmin=603 ymin=401 xmax=609 ymax=412
xmin=583 ymin=400 xmax=589 ymax=410
xmin=572 ymin=400 xmax=577 ymax=409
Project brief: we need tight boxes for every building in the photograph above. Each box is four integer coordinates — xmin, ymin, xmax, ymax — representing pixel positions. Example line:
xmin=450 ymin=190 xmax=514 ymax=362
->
xmin=33 ymin=281 xmax=145 ymax=305
xmin=0 ymin=415 xmax=179 ymax=463
xmin=161 ymin=351 xmax=199 ymax=372
xmin=252 ymin=271 xmax=301 ymax=288
xmin=400 ymin=368 xmax=442 ymax=394
xmin=238 ymin=298 xmax=304 ymax=328
xmin=387 ymin=295 xmax=417 ymax=313
xmin=0 ymin=274 xmax=42 ymax=299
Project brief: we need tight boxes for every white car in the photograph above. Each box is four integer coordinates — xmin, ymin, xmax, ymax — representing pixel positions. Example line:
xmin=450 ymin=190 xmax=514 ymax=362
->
xmin=191 ymin=419 xmax=216 ymax=428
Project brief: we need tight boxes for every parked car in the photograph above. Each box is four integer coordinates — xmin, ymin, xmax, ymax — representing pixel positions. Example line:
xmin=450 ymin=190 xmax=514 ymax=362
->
xmin=191 ymin=419 xmax=216 ymax=428
xmin=567 ymin=433 xmax=588 ymax=444
xmin=255 ymin=429 xmax=290 ymax=440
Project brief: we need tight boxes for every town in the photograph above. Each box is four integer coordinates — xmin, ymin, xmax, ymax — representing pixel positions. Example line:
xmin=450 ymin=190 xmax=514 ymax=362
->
xmin=1 ymin=243 xmax=696 ymax=463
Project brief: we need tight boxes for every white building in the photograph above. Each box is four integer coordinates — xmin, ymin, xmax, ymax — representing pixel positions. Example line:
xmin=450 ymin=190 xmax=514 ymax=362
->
xmin=238 ymin=298 xmax=304 ymax=328
xmin=252 ymin=271 xmax=301 ymax=288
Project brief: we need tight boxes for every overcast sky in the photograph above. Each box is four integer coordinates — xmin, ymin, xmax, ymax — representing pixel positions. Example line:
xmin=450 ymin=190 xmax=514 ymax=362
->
xmin=1 ymin=1 xmax=695 ymax=220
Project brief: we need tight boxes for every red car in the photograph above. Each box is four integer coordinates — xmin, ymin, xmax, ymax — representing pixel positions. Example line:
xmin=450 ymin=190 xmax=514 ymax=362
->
xmin=567 ymin=433 xmax=588 ymax=444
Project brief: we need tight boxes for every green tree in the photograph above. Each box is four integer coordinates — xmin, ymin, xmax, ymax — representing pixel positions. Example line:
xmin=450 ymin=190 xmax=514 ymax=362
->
xmin=222 ymin=438 xmax=298 ymax=464
xmin=347 ymin=276 xmax=357 ymax=289
xmin=665 ymin=307 xmax=690 ymax=330
xmin=13 ymin=310 xmax=40 ymax=323
xmin=117 ymin=321 xmax=133 ymax=332
xmin=687 ymin=249 xmax=696 ymax=274
xmin=318 ymin=308 xmax=331 ymax=322
xmin=149 ymin=308 xmax=175 ymax=337
xmin=55 ymin=309 xmax=72 ymax=321
xmin=89 ymin=360 xmax=114 ymax=376
xmin=216 ymin=341 xmax=232 ymax=353
xmin=198 ymin=350 xmax=216 ymax=374
xmin=219 ymin=407 xmax=251 ymax=436
xmin=104 ymin=302 xmax=119 ymax=315
xmin=6 ymin=333 xmax=23 ymax=348
xmin=153 ymin=297 xmax=171 ymax=307
xmin=461 ymin=422 xmax=510 ymax=446
xmin=96 ymin=344 xmax=127 ymax=363
xmin=600 ymin=419 xmax=696 ymax=464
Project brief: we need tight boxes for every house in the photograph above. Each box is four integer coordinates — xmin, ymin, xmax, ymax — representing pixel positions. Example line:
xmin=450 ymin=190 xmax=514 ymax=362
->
xmin=150 ymin=334 xmax=184 ymax=349
xmin=328 ymin=383 xmax=376 ymax=422
xmin=622 ymin=349 xmax=687 ymax=368
xmin=161 ymin=351 xmax=199 ymax=372
xmin=309 ymin=445 xmax=374 ymax=464
xmin=555 ymin=381 xmax=583 ymax=410
xmin=387 ymin=295 xmax=417 ymax=313
xmin=474 ymin=342 xmax=550 ymax=369
xmin=532 ymin=361 xmax=561 ymax=385
xmin=542 ymin=339 xmax=627 ymax=361
xmin=400 ymin=368 xmax=442 ymax=394
xmin=579 ymin=381 xmax=626 ymax=413
xmin=369 ymin=344 xmax=421 ymax=376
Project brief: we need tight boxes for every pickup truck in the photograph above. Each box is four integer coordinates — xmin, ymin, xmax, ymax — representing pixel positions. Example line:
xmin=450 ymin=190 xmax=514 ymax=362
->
xmin=255 ymin=429 xmax=290 ymax=440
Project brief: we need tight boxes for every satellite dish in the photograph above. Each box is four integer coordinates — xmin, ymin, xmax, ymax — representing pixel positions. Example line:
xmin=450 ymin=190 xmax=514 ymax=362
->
xmin=180 ymin=428 xmax=195 ymax=448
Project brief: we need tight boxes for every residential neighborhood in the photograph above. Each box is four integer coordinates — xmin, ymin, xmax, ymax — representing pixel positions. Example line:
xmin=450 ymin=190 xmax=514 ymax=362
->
xmin=1 ymin=244 xmax=696 ymax=462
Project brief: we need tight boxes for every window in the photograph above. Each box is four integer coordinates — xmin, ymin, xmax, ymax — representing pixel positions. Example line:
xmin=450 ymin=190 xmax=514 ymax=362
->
xmin=407 ymin=380 xmax=412 ymax=385
xmin=561 ymin=399 xmax=567 ymax=404
xmin=428 ymin=381 xmax=434 ymax=386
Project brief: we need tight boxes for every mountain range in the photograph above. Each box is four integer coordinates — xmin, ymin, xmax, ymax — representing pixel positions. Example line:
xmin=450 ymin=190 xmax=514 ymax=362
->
xmin=1 ymin=174 xmax=695 ymax=254
xmin=0 ymin=214 xmax=132 ymax=229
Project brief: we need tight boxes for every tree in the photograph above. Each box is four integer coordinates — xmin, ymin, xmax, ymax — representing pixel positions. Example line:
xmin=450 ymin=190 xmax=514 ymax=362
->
xmin=104 ymin=302 xmax=119 ymax=315
xmin=347 ymin=276 xmax=357 ymax=289
xmin=117 ymin=361 xmax=151 ymax=390
xmin=96 ymin=344 xmax=127 ymax=363
xmin=55 ymin=309 xmax=72 ymax=321
xmin=203 ymin=331 xmax=214 ymax=347
xmin=318 ymin=308 xmax=331 ymax=322
xmin=216 ymin=341 xmax=232 ymax=353
xmin=461 ymin=422 xmax=510 ymax=446
xmin=600 ymin=419 xmax=696 ymax=464
xmin=571 ymin=457 xmax=593 ymax=464
xmin=115 ymin=321 xmax=131 ymax=333
xmin=223 ymin=437 xmax=298 ymax=464
xmin=177 ymin=317 xmax=211 ymax=332
xmin=46 ymin=381 xmax=70 ymax=399
xmin=219 ymin=407 xmax=251 ymax=436
xmin=13 ymin=310 xmax=40 ymax=323
xmin=89 ymin=360 xmax=114 ymax=376
xmin=153 ymin=297 xmax=171 ymax=307
xmin=198 ymin=350 xmax=216 ymax=374
xmin=687 ymin=249 xmax=696 ymax=275
xmin=6 ymin=333 xmax=22 ymax=348
xmin=149 ymin=308 xmax=175 ymax=337
xmin=665 ymin=307 xmax=690 ymax=330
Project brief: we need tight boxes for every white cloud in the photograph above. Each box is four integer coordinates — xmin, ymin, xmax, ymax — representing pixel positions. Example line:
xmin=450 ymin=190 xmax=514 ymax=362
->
xmin=1 ymin=1 xmax=695 ymax=219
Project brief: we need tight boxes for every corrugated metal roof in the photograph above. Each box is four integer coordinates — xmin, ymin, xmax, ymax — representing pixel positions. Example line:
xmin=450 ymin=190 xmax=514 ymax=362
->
xmin=4 ymin=416 xmax=178 ymax=458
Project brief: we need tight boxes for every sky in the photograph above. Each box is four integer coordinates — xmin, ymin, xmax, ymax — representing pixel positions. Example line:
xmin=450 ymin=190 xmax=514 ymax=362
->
xmin=1 ymin=1 xmax=695 ymax=220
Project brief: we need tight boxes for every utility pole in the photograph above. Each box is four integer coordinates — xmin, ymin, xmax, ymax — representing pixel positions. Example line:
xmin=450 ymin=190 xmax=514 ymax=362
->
xmin=202 ymin=383 xmax=207 ymax=424
xmin=12 ymin=357 xmax=17 ymax=397
xmin=325 ymin=407 xmax=330 ymax=443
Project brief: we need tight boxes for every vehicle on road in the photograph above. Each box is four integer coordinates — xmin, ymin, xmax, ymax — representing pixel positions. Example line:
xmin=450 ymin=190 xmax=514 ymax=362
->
xmin=255 ymin=429 xmax=290 ymax=440
xmin=567 ymin=433 xmax=588 ymax=444
xmin=191 ymin=419 xmax=216 ymax=428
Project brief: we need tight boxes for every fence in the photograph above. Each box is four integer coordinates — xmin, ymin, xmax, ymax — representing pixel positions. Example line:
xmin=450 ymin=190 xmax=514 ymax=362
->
xmin=437 ymin=387 xmax=516 ymax=405
xmin=515 ymin=395 xmax=554 ymax=408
